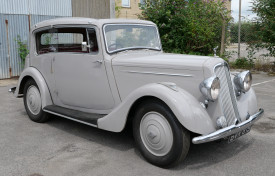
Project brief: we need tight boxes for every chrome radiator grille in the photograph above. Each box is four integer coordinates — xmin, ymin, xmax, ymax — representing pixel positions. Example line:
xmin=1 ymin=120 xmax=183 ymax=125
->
xmin=215 ymin=64 xmax=240 ymax=126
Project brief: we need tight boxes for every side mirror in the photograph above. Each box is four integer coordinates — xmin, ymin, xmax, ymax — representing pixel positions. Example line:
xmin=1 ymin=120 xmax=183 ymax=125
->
xmin=81 ymin=42 xmax=90 ymax=52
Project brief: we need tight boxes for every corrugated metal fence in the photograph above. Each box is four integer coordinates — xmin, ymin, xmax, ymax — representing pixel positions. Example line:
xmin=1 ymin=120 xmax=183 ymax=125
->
xmin=0 ymin=0 xmax=72 ymax=79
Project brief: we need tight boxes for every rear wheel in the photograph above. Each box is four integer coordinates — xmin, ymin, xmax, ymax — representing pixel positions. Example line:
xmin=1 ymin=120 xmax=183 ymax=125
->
xmin=23 ymin=79 xmax=50 ymax=123
xmin=133 ymin=100 xmax=190 ymax=167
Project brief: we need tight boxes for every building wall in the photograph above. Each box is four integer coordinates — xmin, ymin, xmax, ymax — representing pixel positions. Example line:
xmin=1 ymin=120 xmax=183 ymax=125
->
xmin=225 ymin=0 xmax=232 ymax=14
xmin=72 ymin=0 xmax=110 ymax=18
xmin=116 ymin=0 xmax=142 ymax=19
xmin=0 ymin=0 xmax=113 ymax=79
xmin=0 ymin=0 xmax=72 ymax=79
xmin=0 ymin=0 xmax=72 ymax=16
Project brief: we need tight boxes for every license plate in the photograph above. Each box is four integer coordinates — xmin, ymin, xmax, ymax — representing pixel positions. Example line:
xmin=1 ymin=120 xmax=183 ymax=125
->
xmin=228 ymin=127 xmax=251 ymax=143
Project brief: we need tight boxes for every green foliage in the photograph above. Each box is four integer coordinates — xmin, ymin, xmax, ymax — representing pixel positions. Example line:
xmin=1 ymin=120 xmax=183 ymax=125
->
xmin=221 ymin=50 xmax=235 ymax=63
xmin=14 ymin=35 xmax=29 ymax=65
xmin=252 ymin=0 xmax=275 ymax=56
xmin=232 ymin=58 xmax=254 ymax=69
xmin=138 ymin=0 xmax=231 ymax=55
xmin=115 ymin=0 xmax=122 ymax=18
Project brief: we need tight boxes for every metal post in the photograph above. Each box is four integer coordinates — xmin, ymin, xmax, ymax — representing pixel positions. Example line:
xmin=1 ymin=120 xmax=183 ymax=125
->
xmin=238 ymin=0 xmax=242 ymax=59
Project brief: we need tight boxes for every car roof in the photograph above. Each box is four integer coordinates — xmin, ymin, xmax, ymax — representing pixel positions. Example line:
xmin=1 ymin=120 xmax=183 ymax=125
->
xmin=31 ymin=17 xmax=156 ymax=31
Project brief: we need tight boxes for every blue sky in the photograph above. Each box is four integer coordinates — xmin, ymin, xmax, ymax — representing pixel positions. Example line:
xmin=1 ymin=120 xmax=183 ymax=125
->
xmin=231 ymin=0 xmax=257 ymax=22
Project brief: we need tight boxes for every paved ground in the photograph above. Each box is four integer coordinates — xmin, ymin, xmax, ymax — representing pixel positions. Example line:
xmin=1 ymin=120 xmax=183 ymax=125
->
xmin=0 ymin=73 xmax=275 ymax=176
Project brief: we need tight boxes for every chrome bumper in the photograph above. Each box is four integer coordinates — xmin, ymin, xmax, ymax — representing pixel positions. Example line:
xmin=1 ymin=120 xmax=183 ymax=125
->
xmin=8 ymin=87 xmax=16 ymax=93
xmin=192 ymin=108 xmax=264 ymax=144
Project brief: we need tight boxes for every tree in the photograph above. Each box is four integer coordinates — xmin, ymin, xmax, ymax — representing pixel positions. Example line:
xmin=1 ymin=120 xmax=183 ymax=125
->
xmin=252 ymin=0 xmax=275 ymax=56
xmin=139 ymin=0 xmax=231 ymax=55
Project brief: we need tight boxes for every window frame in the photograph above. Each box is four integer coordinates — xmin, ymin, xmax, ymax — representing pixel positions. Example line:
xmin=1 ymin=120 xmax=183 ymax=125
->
xmin=121 ymin=0 xmax=130 ymax=8
xmin=34 ymin=25 xmax=100 ymax=56
xmin=102 ymin=23 xmax=162 ymax=54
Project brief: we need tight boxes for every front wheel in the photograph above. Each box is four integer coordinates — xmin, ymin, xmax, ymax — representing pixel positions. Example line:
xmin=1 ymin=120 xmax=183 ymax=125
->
xmin=23 ymin=79 xmax=50 ymax=123
xmin=133 ymin=100 xmax=190 ymax=167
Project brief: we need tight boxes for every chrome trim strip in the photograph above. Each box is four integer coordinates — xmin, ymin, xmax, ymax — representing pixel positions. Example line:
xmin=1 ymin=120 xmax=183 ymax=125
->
xmin=213 ymin=62 xmax=225 ymax=73
xmin=192 ymin=108 xmax=264 ymax=144
xmin=43 ymin=109 xmax=98 ymax=128
xmin=123 ymin=70 xmax=193 ymax=77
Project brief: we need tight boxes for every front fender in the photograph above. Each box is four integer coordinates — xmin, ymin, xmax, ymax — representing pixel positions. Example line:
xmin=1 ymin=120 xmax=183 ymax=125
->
xmin=14 ymin=67 xmax=53 ymax=108
xmin=237 ymin=88 xmax=258 ymax=121
xmin=98 ymin=83 xmax=216 ymax=134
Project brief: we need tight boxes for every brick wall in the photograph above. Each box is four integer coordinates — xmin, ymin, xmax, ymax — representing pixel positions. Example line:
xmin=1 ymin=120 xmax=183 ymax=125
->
xmin=116 ymin=0 xmax=142 ymax=19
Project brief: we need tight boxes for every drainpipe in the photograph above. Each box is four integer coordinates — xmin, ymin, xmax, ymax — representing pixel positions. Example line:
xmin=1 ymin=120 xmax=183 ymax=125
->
xmin=5 ymin=19 xmax=12 ymax=77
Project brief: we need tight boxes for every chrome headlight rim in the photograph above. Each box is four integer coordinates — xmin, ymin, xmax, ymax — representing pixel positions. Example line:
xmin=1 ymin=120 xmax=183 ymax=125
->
xmin=234 ymin=70 xmax=252 ymax=93
xmin=200 ymin=76 xmax=221 ymax=101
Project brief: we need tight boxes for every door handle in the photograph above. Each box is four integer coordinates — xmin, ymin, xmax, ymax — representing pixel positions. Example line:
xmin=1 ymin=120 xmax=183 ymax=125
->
xmin=94 ymin=60 xmax=103 ymax=64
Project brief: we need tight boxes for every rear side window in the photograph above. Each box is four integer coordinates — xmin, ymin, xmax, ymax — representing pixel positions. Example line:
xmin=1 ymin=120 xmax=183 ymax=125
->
xmin=35 ymin=27 xmax=98 ymax=55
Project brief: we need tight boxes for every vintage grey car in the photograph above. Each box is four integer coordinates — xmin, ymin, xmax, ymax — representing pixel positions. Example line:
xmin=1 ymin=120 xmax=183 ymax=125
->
xmin=9 ymin=18 xmax=264 ymax=167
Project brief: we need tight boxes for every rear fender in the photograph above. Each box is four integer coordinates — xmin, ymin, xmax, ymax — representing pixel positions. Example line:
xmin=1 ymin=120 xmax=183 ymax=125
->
xmin=98 ymin=83 xmax=216 ymax=134
xmin=14 ymin=67 xmax=53 ymax=108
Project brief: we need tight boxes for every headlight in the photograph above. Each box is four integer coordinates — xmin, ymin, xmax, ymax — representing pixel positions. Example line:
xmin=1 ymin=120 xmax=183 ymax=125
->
xmin=234 ymin=71 xmax=252 ymax=93
xmin=200 ymin=76 xmax=220 ymax=101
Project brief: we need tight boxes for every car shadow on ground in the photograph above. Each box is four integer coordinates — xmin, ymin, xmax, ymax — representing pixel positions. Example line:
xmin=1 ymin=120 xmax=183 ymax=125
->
xmin=45 ymin=114 xmax=255 ymax=169
xmin=46 ymin=114 xmax=135 ymax=151
xmin=174 ymin=137 xmax=255 ymax=170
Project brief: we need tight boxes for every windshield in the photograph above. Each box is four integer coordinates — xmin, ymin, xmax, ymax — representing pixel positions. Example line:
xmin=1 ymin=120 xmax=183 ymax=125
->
xmin=103 ymin=24 xmax=161 ymax=53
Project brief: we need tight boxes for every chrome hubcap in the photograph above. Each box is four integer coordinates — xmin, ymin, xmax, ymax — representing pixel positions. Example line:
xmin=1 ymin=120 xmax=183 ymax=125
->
xmin=140 ymin=112 xmax=173 ymax=156
xmin=26 ymin=85 xmax=41 ymax=115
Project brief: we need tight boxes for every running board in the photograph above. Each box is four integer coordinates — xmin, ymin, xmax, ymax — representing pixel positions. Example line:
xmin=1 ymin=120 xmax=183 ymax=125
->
xmin=43 ymin=105 xmax=105 ymax=127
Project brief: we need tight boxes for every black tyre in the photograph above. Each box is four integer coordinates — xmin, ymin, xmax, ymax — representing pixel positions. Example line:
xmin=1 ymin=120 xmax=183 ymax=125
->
xmin=23 ymin=79 xmax=50 ymax=123
xmin=133 ymin=99 xmax=190 ymax=167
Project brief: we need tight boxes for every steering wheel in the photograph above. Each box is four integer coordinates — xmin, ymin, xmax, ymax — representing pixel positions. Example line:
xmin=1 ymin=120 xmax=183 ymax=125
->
xmin=108 ymin=43 xmax=123 ymax=51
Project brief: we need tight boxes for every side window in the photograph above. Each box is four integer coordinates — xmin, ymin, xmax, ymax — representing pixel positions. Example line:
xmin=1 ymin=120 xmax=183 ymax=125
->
xmin=36 ymin=29 xmax=57 ymax=54
xmin=36 ymin=27 xmax=88 ymax=54
xmin=87 ymin=28 xmax=99 ymax=54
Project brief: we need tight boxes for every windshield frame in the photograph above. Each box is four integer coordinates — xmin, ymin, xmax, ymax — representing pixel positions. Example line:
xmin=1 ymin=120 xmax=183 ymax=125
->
xmin=102 ymin=23 xmax=162 ymax=54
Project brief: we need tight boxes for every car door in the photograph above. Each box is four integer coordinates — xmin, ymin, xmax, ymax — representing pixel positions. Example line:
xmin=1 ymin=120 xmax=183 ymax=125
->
xmin=52 ymin=26 xmax=115 ymax=111
xmin=33 ymin=28 xmax=58 ymax=95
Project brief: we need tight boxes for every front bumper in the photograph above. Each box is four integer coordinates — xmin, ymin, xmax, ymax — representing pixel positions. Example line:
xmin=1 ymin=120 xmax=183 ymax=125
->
xmin=192 ymin=108 xmax=264 ymax=144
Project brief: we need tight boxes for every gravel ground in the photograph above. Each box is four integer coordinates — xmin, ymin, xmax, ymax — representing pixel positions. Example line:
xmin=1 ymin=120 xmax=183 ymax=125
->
xmin=226 ymin=43 xmax=275 ymax=62
xmin=0 ymin=73 xmax=274 ymax=176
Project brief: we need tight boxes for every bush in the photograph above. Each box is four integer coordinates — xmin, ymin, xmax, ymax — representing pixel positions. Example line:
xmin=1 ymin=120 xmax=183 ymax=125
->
xmin=252 ymin=0 xmax=275 ymax=57
xmin=232 ymin=58 xmax=254 ymax=69
xmin=139 ymin=0 xmax=231 ymax=56
xmin=15 ymin=35 xmax=29 ymax=66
